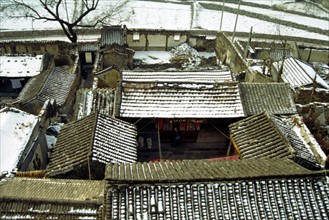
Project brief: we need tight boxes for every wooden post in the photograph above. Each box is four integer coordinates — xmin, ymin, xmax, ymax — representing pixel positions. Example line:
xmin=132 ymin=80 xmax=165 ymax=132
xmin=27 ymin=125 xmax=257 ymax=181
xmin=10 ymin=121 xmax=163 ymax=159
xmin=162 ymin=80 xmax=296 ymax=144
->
xmin=157 ymin=120 xmax=163 ymax=161
xmin=307 ymin=48 xmax=313 ymax=62
xmin=243 ymin=26 xmax=253 ymax=58
xmin=87 ymin=157 xmax=92 ymax=180
xmin=232 ymin=0 xmax=241 ymax=42
xmin=220 ymin=0 xmax=226 ymax=31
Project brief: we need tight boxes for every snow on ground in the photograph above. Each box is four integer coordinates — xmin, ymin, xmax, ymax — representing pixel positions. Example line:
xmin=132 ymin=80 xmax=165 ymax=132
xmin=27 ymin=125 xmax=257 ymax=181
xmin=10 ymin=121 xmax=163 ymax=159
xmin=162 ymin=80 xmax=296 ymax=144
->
xmin=126 ymin=1 xmax=191 ymax=30
xmin=134 ymin=49 xmax=215 ymax=65
xmin=134 ymin=51 xmax=172 ymax=64
xmin=224 ymin=3 xmax=329 ymax=30
xmin=275 ymin=2 xmax=329 ymax=18
xmin=242 ymin=0 xmax=293 ymax=5
xmin=0 ymin=0 xmax=328 ymax=42
xmin=0 ymin=107 xmax=39 ymax=175
xmin=196 ymin=6 xmax=329 ymax=41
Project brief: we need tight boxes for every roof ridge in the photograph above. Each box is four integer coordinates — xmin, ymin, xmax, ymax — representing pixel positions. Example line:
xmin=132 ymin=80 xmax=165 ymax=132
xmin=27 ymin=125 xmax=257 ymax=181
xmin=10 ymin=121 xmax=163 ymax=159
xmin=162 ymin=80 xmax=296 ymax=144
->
xmin=105 ymin=158 xmax=319 ymax=184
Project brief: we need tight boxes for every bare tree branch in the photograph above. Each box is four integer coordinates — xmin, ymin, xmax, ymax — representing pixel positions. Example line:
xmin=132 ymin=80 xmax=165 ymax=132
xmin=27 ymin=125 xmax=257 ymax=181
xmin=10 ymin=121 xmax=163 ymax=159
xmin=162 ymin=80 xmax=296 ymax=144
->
xmin=2 ymin=0 xmax=129 ymax=43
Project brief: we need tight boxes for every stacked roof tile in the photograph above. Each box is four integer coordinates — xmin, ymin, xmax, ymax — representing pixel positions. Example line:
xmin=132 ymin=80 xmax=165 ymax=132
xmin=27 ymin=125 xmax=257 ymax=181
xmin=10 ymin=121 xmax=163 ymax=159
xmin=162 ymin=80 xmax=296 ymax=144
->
xmin=0 ymin=178 xmax=104 ymax=219
xmin=240 ymin=83 xmax=297 ymax=115
xmin=74 ymin=88 xmax=116 ymax=120
xmin=46 ymin=113 xmax=137 ymax=178
xmin=37 ymin=67 xmax=76 ymax=105
xmin=105 ymin=159 xmax=329 ymax=220
xmin=18 ymin=66 xmax=76 ymax=106
xmin=122 ymin=70 xmax=234 ymax=83
xmin=229 ymin=112 xmax=326 ymax=169
xmin=105 ymin=159 xmax=312 ymax=183
xmin=119 ymin=71 xmax=244 ymax=118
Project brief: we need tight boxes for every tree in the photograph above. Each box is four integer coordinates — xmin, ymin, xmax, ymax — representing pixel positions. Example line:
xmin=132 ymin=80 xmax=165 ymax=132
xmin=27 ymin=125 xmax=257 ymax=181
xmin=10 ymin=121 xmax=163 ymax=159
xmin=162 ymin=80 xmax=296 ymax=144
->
xmin=1 ymin=0 xmax=129 ymax=43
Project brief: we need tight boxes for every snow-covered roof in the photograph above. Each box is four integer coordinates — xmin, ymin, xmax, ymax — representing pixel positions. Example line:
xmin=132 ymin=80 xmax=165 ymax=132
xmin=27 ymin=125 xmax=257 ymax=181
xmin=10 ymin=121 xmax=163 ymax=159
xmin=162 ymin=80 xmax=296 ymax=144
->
xmin=122 ymin=70 xmax=234 ymax=83
xmin=0 ymin=55 xmax=44 ymax=77
xmin=273 ymin=57 xmax=329 ymax=89
xmin=120 ymin=81 xmax=244 ymax=118
xmin=46 ymin=113 xmax=137 ymax=178
xmin=73 ymin=88 xmax=116 ymax=120
xmin=229 ymin=112 xmax=326 ymax=169
xmin=0 ymin=107 xmax=39 ymax=174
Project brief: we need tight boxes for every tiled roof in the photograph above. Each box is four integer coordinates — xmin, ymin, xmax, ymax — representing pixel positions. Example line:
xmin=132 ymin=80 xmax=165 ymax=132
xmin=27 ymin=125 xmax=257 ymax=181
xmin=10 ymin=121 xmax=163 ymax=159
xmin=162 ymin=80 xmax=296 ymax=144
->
xmin=229 ymin=112 xmax=294 ymax=159
xmin=120 ymin=82 xmax=245 ymax=118
xmin=0 ymin=177 xmax=104 ymax=219
xmin=17 ymin=68 xmax=51 ymax=103
xmin=100 ymin=25 xmax=126 ymax=47
xmin=73 ymin=88 xmax=116 ymax=120
xmin=78 ymin=42 xmax=98 ymax=52
xmin=38 ymin=67 xmax=76 ymax=106
xmin=240 ymin=83 xmax=297 ymax=115
xmin=273 ymin=57 xmax=329 ymax=89
xmin=229 ymin=112 xmax=325 ymax=169
xmin=105 ymin=158 xmax=313 ymax=183
xmin=106 ymin=176 xmax=329 ymax=220
xmin=122 ymin=70 xmax=234 ymax=83
xmin=271 ymin=115 xmax=327 ymax=169
xmin=46 ymin=113 xmax=137 ymax=178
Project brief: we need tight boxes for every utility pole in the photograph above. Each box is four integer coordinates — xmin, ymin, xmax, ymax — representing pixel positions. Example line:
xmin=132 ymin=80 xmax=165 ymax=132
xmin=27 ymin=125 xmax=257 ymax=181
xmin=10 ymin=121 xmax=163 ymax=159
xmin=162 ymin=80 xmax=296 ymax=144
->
xmin=232 ymin=0 xmax=241 ymax=42
xmin=220 ymin=0 xmax=226 ymax=31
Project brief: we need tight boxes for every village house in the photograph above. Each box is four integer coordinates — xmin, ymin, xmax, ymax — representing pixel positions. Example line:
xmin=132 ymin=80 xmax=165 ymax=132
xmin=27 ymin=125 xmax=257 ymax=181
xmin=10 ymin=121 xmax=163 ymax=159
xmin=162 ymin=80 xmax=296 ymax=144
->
xmin=0 ymin=54 xmax=51 ymax=98
xmin=0 ymin=177 xmax=105 ymax=219
xmin=229 ymin=111 xmax=327 ymax=170
xmin=0 ymin=2 xmax=328 ymax=218
xmin=115 ymin=69 xmax=244 ymax=161
xmin=104 ymin=158 xmax=329 ymax=219
xmin=0 ymin=107 xmax=48 ymax=178
xmin=100 ymin=25 xmax=134 ymax=69
xmin=46 ymin=112 xmax=137 ymax=179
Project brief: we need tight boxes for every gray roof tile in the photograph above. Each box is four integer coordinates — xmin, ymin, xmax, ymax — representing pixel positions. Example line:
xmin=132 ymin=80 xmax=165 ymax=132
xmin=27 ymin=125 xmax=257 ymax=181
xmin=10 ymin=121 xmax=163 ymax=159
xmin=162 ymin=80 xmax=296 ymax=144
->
xmin=120 ymin=82 xmax=245 ymax=118
xmin=100 ymin=26 xmax=126 ymax=47
xmin=105 ymin=159 xmax=328 ymax=220
xmin=0 ymin=178 xmax=104 ymax=219
xmin=38 ymin=67 xmax=76 ymax=106
xmin=240 ymin=83 xmax=297 ymax=115
xmin=46 ymin=113 xmax=137 ymax=178
xmin=105 ymin=158 xmax=313 ymax=183
xmin=106 ymin=177 xmax=329 ymax=220
xmin=229 ymin=112 xmax=325 ymax=169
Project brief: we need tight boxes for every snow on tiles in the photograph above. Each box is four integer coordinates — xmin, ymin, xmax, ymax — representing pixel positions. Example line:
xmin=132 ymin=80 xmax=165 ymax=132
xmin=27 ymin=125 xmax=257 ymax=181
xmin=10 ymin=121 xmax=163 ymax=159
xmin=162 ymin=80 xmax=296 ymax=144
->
xmin=0 ymin=55 xmax=44 ymax=77
xmin=0 ymin=107 xmax=39 ymax=174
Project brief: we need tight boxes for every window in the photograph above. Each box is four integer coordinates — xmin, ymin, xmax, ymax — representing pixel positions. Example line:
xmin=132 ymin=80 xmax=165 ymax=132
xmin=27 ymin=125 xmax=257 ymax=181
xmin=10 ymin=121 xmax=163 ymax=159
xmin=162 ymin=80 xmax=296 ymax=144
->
xmin=174 ymin=33 xmax=180 ymax=41
xmin=133 ymin=32 xmax=140 ymax=41
xmin=85 ymin=52 xmax=92 ymax=64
